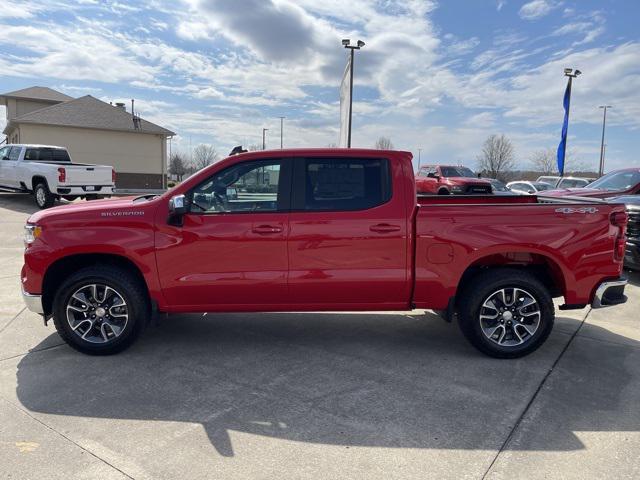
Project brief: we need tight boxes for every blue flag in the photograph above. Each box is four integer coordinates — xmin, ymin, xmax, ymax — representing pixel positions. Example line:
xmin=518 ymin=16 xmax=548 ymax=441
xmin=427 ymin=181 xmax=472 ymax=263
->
xmin=556 ymin=79 xmax=571 ymax=176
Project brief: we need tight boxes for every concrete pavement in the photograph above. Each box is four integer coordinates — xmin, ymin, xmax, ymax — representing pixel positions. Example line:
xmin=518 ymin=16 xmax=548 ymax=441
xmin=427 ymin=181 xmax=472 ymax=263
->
xmin=0 ymin=191 xmax=638 ymax=479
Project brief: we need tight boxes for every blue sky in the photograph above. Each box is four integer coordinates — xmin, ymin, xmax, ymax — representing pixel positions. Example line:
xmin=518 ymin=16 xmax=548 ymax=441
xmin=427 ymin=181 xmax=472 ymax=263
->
xmin=0 ymin=0 xmax=638 ymax=172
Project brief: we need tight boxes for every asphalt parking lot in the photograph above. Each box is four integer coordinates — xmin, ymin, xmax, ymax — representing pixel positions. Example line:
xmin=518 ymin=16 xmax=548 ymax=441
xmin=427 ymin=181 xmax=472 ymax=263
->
xmin=0 ymin=191 xmax=639 ymax=480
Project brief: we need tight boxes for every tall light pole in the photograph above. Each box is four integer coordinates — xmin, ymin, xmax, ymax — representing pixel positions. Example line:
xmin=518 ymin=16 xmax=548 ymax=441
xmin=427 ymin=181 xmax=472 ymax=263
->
xmin=279 ymin=116 xmax=285 ymax=149
xmin=342 ymin=39 xmax=365 ymax=148
xmin=557 ymin=68 xmax=581 ymax=176
xmin=598 ymin=105 xmax=612 ymax=176
xmin=417 ymin=148 xmax=422 ymax=171
xmin=262 ymin=128 xmax=268 ymax=150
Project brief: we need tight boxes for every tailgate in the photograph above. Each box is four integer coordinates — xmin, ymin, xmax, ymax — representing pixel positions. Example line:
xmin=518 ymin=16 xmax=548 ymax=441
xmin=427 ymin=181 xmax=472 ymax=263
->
xmin=63 ymin=165 xmax=113 ymax=186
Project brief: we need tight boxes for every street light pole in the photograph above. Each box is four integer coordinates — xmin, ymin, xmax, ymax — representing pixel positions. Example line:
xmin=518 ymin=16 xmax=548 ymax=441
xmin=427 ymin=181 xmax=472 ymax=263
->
xmin=262 ymin=128 xmax=268 ymax=150
xmin=342 ymin=39 xmax=365 ymax=148
xmin=417 ymin=148 xmax=422 ymax=171
xmin=279 ymin=117 xmax=285 ymax=149
xmin=598 ymin=105 xmax=612 ymax=177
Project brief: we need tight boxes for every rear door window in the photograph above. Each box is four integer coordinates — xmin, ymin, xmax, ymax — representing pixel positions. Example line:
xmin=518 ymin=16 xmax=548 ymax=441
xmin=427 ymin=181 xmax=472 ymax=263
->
xmin=294 ymin=157 xmax=391 ymax=211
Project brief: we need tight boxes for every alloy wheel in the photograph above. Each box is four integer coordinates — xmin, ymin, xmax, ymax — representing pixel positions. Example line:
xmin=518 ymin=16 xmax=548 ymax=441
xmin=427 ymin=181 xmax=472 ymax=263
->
xmin=66 ymin=284 xmax=129 ymax=344
xmin=478 ymin=287 xmax=541 ymax=347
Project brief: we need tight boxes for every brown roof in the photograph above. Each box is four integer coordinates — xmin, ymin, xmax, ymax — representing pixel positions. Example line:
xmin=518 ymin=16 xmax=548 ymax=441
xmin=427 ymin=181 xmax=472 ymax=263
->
xmin=0 ymin=86 xmax=73 ymax=103
xmin=6 ymin=95 xmax=175 ymax=136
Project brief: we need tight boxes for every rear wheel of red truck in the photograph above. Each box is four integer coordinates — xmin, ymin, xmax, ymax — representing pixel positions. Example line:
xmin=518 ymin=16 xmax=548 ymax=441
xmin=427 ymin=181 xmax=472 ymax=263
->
xmin=52 ymin=266 xmax=149 ymax=355
xmin=457 ymin=269 xmax=554 ymax=358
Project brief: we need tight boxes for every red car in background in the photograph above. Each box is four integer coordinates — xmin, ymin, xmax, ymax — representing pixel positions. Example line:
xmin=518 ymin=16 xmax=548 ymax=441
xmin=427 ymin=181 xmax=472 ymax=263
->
xmin=542 ymin=168 xmax=640 ymax=199
xmin=415 ymin=165 xmax=492 ymax=195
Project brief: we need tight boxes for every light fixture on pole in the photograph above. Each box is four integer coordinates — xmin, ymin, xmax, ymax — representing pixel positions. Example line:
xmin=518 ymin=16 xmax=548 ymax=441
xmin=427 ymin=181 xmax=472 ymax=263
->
xmin=598 ymin=105 xmax=612 ymax=177
xmin=262 ymin=128 xmax=269 ymax=150
xmin=557 ymin=68 xmax=581 ymax=177
xmin=279 ymin=117 xmax=285 ymax=149
xmin=342 ymin=39 xmax=365 ymax=148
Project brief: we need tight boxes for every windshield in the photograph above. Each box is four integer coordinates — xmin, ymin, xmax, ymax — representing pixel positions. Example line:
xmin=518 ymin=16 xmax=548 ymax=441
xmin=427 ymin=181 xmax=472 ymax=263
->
xmin=440 ymin=166 xmax=475 ymax=177
xmin=588 ymin=170 xmax=640 ymax=191
xmin=489 ymin=179 xmax=508 ymax=191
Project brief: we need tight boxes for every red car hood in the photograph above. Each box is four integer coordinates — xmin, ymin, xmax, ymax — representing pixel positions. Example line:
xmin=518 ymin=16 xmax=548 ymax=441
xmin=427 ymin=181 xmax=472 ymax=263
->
xmin=28 ymin=196 xmax=140 ymax=224
xmin=540 ymin=187 xmax=623 ymax=199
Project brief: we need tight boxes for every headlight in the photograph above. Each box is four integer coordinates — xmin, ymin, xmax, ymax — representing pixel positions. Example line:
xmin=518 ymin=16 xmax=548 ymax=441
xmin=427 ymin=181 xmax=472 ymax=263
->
xmin=24 ymin=224 xmax=42 ymax=246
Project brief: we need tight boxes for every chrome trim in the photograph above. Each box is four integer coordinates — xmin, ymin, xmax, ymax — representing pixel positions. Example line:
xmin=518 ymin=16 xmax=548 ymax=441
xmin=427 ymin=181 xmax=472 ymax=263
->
xmin=592 ymin=278 xmax=628 ymax=308
xmin=22 ymin=289 xmax=44 ymax=314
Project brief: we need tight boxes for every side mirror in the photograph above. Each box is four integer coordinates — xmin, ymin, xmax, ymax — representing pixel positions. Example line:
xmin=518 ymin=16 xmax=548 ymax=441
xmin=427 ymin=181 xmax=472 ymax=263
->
xmin=168 ymin=194 xmax=186 ymax=226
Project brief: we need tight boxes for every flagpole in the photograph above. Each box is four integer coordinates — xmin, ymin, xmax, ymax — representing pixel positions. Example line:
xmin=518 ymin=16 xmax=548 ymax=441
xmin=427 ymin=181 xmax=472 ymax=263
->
xmin=559 ymin=75 xmax=572 ymax=178
xmin=558 ymin=68 xmax=581 ymax=177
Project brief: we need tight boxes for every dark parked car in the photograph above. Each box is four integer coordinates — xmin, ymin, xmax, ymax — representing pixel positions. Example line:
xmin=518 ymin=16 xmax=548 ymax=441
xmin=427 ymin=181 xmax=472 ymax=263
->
xmin=608 ymin=195 xmax=640 ymax=271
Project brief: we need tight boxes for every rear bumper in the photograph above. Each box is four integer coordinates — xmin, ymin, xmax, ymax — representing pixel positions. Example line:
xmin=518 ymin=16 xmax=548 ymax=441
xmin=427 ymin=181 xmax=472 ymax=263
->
xmin=22 ymin=288 xmax=44 ymax=315
xmin=592 ymin=277 xmax=628 ymax=308
xmin=56 ymin=185 xmax=114 ymax=196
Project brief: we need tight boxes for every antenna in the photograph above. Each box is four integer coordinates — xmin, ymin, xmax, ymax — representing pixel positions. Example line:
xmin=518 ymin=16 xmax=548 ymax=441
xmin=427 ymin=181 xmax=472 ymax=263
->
xmin=131 ymin=99 xmax=141 ymax=130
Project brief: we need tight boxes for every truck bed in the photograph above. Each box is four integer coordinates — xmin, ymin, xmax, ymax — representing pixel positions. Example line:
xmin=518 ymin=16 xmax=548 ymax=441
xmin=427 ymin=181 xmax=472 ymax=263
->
xmin=413 ymin=194 xmax=625 ymax=309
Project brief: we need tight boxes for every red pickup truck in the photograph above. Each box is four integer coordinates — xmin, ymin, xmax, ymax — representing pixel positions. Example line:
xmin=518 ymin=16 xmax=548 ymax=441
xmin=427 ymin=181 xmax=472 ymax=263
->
xmin=22 ymin=149 xmax=628 ymax=358
xmin=415 ymin=165 xmax=492 ymax=195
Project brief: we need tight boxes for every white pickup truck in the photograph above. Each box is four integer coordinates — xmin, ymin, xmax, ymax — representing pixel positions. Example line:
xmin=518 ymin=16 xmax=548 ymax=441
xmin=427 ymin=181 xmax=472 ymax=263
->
xmin=0 ymin=144 xmax=115 ymax=208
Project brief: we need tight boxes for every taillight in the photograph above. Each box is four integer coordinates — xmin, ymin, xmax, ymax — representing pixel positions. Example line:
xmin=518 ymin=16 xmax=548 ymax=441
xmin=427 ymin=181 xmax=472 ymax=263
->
xmin=610 ymin=211 xmax=628 ymax=227
xmin=58 ymin=167 xmax=66 ymax=183
xmin=611 ymin=210 xmax=628 ymax=261
xmin=615 ymin=235 xmax=626 ymax=260
xmin=112 ymin=169 xmax=116 ymax=184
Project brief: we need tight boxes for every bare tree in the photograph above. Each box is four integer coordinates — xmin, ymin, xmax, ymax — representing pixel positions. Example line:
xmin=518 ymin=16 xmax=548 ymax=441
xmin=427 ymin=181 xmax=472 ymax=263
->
xmin=169 ymin=152 xmax=188 ymax=181
xmin=477 ymin=134 xmax=515 ymax=181
xmin=530 ymin=148 xmax=556 ymax=175
xmin=247 ymin=144 xmax=262 ymax=152
xmin=374 ymin=136 xmax=394 ymax=150
xmin=192 ymin=144 xmax=219 ymax=171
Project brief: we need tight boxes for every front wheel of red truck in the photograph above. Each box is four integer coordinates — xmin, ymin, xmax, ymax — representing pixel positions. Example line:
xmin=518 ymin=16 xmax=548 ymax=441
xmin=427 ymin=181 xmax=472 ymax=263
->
xmin=52 ymin=266 xmax=149 ymax=355
xmin=457 ymin=269 xmax=554 ymax=358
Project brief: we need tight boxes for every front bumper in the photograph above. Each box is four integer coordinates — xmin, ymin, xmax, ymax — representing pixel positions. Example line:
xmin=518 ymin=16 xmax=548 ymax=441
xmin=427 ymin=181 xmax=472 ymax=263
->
xmin=592 ymin=277 xmax=628 ymax=308
xmin=22 ymin=288 xmax=44 ymax=315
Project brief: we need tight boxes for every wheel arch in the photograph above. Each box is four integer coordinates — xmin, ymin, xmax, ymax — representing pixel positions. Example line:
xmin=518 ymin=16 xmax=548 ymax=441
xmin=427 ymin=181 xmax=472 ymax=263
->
xmin=42 ymin=253 xmax=150 ymax=316
xmin=457 ymin=251 xmax=567 ymax=301
xmin=31 ymin=175 xmax=48 ymax=192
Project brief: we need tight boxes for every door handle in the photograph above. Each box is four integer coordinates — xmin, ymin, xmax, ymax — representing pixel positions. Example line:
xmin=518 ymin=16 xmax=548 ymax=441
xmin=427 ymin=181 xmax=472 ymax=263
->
xmin=252 ymin=225 xmax=283 ymax=234
xmin=370 ymin=224 xmax=401 ymax=233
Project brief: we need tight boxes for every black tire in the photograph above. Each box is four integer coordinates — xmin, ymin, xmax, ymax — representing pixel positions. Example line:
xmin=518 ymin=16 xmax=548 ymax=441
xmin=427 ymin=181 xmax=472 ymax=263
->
xmin=457 ymin=268 xmax=554 ymax=358
xmin=437 ymin=188 xmax=450 ymax=195
xmin=34 ymin=182 xmax=56 ymax=209
xmin=52 ymin=266 xmax=150 ymax=355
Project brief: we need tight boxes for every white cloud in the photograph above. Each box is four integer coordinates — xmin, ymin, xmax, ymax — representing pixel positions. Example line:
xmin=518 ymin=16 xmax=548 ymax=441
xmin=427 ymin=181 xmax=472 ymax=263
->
xmin=519 ymin=0 xmax=559 ymax=20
